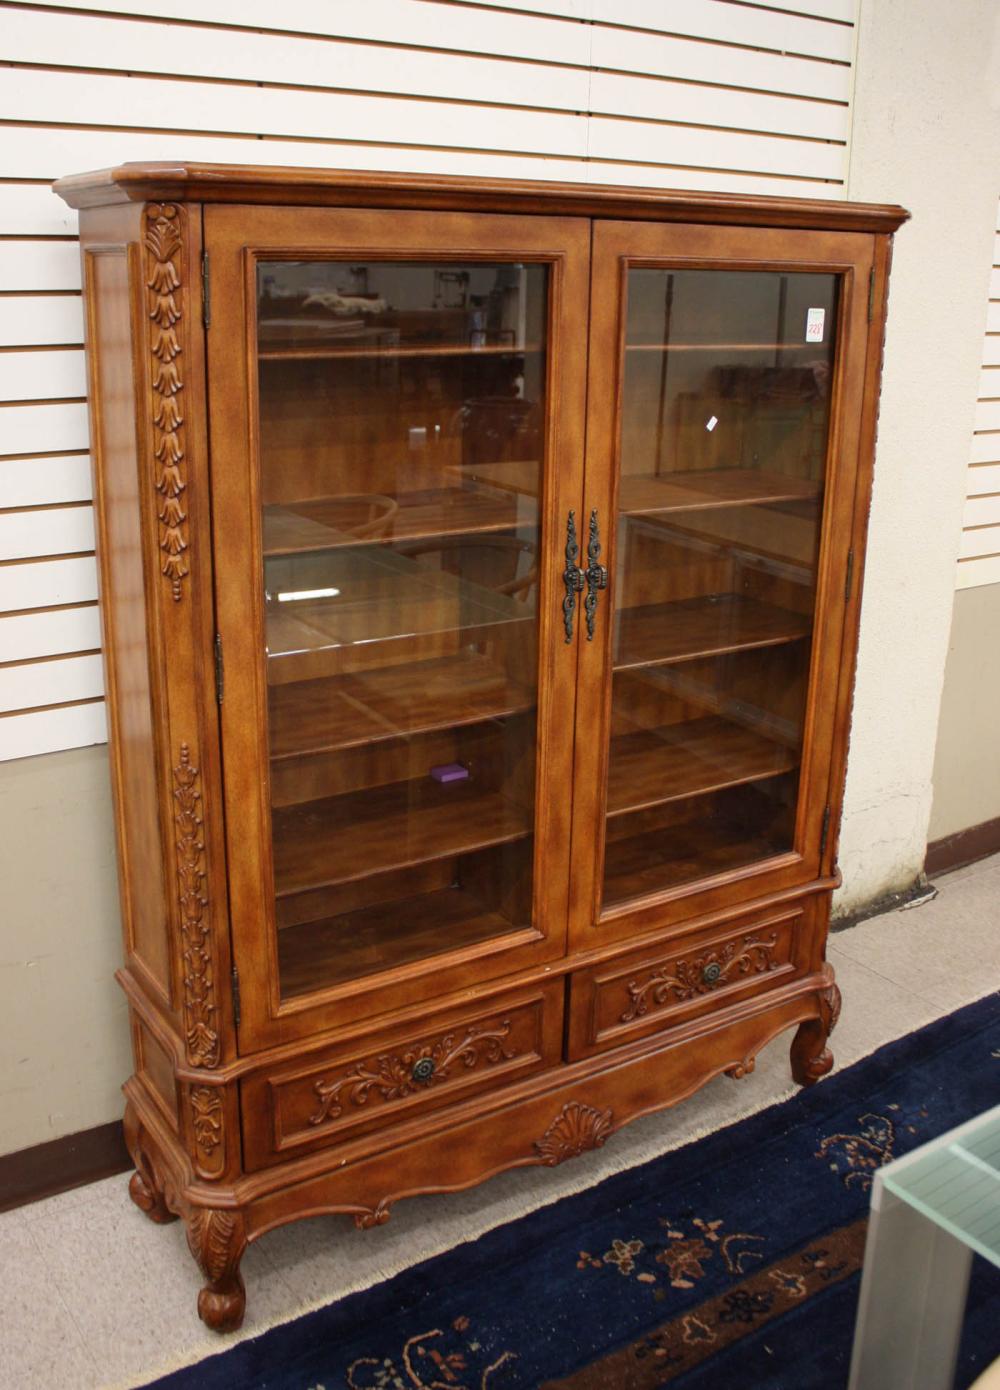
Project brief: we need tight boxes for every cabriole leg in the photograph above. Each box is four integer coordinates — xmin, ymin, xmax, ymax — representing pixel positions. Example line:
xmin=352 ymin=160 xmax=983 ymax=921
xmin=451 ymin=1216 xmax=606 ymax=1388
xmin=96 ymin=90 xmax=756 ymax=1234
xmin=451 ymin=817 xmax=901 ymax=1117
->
xmin=185 ymin=1207 xmax=248 ymax=1333
xmin=791 ymin=981 xmax=842 ymax=1087
xmin=123 ymin=1100 xmax=177 ymax=1225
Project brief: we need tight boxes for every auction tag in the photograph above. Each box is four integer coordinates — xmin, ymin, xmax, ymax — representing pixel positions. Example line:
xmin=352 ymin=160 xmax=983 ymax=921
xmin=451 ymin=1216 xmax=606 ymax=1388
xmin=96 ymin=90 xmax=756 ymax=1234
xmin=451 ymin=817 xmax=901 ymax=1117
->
xmin=805 ymin=307 xmax=826 ymax=343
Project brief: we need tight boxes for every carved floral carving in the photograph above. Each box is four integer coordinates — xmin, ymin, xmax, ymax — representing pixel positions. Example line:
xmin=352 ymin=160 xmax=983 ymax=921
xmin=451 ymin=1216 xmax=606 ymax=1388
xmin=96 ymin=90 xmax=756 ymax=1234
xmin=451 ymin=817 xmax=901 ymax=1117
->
xmin=173 ymin=745 xmax=220 ymax=1068
xmin=145 ymin=202 xmax=189 ymax=600
xmin=309 ymin=1020 xmax=516 ymax=1127
xmin=824 ymin=981 xmax=843 ymax=1034
xmin=621 ymin=933 xmax=781 ymax=1024
xmin=534 ymin=1102 xmax=614 ymax=1166
xmin=190 ymin=1086 xmax=224 ymax=1178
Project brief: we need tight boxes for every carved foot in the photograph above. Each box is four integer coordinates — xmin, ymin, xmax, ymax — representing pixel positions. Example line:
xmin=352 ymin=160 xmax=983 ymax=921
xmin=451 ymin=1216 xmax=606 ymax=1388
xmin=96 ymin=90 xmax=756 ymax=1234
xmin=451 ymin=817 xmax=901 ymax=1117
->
xmin=791 ymin=981 xmax=842 ymax=1088
xmin=185 ymin=1208 xmax=248 ymax=1333
xmin=123 ymin=1101 xmax=177 ymax=1224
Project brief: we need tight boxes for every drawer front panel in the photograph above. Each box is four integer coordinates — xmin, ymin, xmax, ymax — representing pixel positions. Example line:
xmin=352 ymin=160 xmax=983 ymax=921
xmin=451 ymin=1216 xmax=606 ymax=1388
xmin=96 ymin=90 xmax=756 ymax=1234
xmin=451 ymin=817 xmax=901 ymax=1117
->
xmin=567 ymin=907 xmax=803 ymax=1059
xmin=242 ymin=980 xmax=563 ymax=1170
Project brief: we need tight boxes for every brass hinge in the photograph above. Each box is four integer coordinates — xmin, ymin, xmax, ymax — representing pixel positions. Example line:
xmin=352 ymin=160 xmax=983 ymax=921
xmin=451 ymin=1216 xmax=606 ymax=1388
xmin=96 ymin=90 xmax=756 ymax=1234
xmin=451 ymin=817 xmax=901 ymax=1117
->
xmin=231 ymin=966 xmax=241 ymax=1029
xmin=202 ymin=252 xmax=211 ymax=328
xmin=820 ymin=804 xmax=832 ymax=860
xmin=867 ymin=266 xmax=875 ymax=322
xmin=214 ymin=632 xmax=224 ymax=704
xmin=845 ymin=548 xmax=855 ymax=602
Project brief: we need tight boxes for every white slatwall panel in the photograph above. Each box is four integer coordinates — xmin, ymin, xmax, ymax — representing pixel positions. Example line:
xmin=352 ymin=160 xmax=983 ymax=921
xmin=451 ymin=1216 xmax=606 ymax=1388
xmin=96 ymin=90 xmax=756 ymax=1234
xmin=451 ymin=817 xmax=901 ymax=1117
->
xmin=957 ymin=199 xmax=1000 ymax=589
xmin=0 ymin=0 xmax=858 ymax=761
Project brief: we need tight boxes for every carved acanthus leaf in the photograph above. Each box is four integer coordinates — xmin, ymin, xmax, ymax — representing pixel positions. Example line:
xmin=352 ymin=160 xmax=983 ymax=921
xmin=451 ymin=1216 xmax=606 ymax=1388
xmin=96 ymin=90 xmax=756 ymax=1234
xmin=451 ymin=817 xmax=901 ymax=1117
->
xmin=173 ymin=745 xmax=220 ymax=1068
xmin=621 ymin=933 xmax=781 ymax=1024
xmin=144 ymin=202 xmax=188 ymax=600
xmin=190 ymin=1086 xmax=224 ymax=1178
xmin=309 ymin=1020 xmax=516 ymax=1127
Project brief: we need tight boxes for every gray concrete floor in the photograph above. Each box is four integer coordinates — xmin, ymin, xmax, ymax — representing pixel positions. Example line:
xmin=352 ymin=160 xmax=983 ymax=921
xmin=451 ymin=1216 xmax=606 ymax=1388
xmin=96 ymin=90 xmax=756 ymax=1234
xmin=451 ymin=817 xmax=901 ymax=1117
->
xmin=2 ymin=854 xmax=998 ymax=1389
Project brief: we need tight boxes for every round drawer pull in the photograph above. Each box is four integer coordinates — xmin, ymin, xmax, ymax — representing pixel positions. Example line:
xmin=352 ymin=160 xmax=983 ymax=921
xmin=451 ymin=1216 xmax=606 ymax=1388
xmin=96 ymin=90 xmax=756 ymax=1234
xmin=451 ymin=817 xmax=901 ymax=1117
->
xmin=411 ymin=1057 xmax=436 ymax=1084
xmin=701 ymin=962 xmax=723 ymax=986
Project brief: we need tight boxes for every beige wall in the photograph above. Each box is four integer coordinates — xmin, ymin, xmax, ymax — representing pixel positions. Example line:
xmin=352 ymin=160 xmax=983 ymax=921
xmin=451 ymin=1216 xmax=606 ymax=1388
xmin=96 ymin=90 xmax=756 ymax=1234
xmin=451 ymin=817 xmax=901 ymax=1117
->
xmin=928 ymin=584 xmax=1000 ymax=842
xmin=836 ymin=0 xmax=1000 ymax=913
xmin=0 ymin=745 xmax=130 ymax=1154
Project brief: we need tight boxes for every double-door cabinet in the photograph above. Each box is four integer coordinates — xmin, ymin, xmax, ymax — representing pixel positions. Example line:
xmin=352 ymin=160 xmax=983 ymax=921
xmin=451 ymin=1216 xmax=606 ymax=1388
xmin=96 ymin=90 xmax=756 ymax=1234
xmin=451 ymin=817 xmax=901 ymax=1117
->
xmin=55 ymin=163 xmax=907 ymax=1330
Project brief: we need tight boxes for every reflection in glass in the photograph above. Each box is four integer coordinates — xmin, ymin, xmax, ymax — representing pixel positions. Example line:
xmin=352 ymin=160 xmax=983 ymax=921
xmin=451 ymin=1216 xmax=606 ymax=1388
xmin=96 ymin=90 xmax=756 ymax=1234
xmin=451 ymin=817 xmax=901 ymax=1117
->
xmin=603 ymin=269 xmax=838 ymax=909
xmin=255 ymin=261 xmax=547 ymax=996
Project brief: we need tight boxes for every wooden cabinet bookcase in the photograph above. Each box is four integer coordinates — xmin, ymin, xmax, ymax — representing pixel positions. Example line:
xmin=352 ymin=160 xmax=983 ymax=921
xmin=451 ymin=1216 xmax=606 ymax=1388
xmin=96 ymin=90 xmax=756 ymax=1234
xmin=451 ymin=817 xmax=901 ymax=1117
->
xmin=55 ymin=163 xmax=907 ymax=1331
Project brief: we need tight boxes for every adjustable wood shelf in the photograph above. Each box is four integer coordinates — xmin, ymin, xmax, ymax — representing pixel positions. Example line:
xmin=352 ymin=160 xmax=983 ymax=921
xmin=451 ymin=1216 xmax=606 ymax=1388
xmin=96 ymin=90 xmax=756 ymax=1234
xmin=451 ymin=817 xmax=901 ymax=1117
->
xmin=258 ymin=339 xmax=541 ymax=362
xmin=272 ymin=778 xmax=532 ymax=897
xmin=613 ymin=594 xmax=809 ymax=671
xmin=619 ymin=469 xmax=819 ymax=516
xmin=268 ymin=652 xmax=535 ymax=759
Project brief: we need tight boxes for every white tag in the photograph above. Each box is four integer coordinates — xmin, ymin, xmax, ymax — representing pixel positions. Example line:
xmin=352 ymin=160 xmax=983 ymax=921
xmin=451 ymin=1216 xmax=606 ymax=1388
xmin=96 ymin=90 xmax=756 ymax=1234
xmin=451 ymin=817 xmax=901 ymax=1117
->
xmin=805 ymin=307 xmax=825 ymax=343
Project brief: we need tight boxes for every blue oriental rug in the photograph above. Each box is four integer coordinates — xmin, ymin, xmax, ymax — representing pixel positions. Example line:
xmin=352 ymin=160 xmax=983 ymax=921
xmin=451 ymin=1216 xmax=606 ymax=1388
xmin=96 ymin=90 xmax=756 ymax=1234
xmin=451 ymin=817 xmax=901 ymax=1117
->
xmin=146 ymin=994 xmax=1000 ymax=1390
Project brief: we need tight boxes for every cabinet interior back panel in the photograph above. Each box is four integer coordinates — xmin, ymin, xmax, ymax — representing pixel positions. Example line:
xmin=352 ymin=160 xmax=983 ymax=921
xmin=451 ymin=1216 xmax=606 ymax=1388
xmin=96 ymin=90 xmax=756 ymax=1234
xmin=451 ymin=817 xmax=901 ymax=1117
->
xmin=0 ymin=0 xmax=858 ymax=760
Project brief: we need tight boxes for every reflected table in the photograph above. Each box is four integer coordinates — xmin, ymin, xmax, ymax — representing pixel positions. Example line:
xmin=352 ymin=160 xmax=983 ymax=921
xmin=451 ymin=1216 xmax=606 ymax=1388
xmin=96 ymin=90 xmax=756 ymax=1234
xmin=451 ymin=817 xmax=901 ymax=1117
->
xmin=849 ymin=1102 xmax=1000 ymax=1389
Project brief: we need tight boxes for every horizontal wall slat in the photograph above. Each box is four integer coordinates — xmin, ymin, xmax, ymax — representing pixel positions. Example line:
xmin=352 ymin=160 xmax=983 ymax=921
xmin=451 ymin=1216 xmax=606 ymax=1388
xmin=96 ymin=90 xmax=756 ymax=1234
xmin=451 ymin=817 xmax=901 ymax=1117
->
xmin=0 ymin=125 xmax=841 ymax=203
xmin=983 ymin=337 xmax=1000 ymax=368
xmin=0 ymin=296 xmax=84 ymax=347
xmin=967 ymin=463 xmax=1000 ymax=496
xmin=0 ymin=602 xmax=101 ymax=660
xmin=0 ymin=183 xmax=79 ymax=236
xmin=0 ymin=402 xmax=89 ymax=456
xmin=0 ymin=652 xmax=103 ymax=713
xmin=959 ymin=526 xmax=1000 ymax=561
xmin=0 ymin=454 xmax=92 ymax=507
xmin=989 ymin=303 xmax=1000 ymax=334
xmin=958 ymin=553 xmax=1000 ymax=589
xmin=0 ymin=71 xmax=591 ymax=162
xmin=589 ymin=0 xmax=853 ymax=61
xmin=0 ymin=352 xmax=87 ymax=402
xmin=0 ymin=556 xmax=97 ymax=611
xmin=974 ymin=399 xmax=1000 ymax=432
xmin=980 ymin=366 xmax=1000 ymax=398
xmin=592 ymin=24 xmax=850 ymax=101
xmin=5 ymin=0 xmax=596 ymax=67
xmin=0 ymin=241 xmax=81 ymax=293
xmin=0 ymin=504 xmax=94 ymax=560
xmin=0 ymin=700 xmax=106 ymax=759
xmin=3 ymin=8 xmax=592 ymax=114
xmin=588 ymin=117 xmax=843 ymax=180
xmin=990 ymin=267 xmax=1000 ymax=298
xmin=964 ymin=494 xmax=1000 ymax=528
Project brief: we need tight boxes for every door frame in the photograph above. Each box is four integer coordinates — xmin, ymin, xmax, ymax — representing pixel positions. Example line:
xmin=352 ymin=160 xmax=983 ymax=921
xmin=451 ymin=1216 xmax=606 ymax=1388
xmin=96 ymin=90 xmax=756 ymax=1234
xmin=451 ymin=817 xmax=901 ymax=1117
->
xmin=568 ymin=220 xmax=876 ymax=951
xmin=203 ymin=203 xmax=590 ymax=1051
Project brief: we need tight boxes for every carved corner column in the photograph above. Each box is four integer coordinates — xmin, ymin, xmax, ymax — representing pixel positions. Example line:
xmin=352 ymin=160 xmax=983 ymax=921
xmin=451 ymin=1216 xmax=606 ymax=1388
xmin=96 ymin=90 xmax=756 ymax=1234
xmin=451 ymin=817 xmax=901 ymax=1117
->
xmin=790 ymin=980 xmax=842 ymax=1087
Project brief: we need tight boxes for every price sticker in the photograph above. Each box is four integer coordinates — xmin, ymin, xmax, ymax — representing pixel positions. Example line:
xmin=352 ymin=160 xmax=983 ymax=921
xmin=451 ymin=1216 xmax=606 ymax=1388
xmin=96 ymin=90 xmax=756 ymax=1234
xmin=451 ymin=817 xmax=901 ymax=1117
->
xmin=805 ymin=307 xmax=826 ymax=343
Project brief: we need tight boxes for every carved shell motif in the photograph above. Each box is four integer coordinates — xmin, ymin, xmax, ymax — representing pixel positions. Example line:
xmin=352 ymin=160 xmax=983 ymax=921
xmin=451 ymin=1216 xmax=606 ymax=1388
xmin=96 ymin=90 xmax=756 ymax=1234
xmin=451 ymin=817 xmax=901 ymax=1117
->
xmin=534 ymin=1102 xmax=614 ymax=1166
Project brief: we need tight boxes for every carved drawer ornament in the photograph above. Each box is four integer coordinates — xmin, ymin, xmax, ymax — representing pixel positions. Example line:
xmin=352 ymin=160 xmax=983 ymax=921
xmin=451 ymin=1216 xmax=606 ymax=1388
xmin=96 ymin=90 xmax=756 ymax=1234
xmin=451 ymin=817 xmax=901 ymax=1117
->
xmin=309 ymin=1019 xmax=516 ymax=1127
xmin=144 ymin=202 xmax=189 ymax=600
xmin=620 ymin=932 xmax=781 ymax=1024
xmin=189 ymin=1086 xmax=224 ymax=1178
xmin=534 ymin=1102 xmax=614 ymax=1166
xmin=173 ymin=745 xmax=220 ymax=1068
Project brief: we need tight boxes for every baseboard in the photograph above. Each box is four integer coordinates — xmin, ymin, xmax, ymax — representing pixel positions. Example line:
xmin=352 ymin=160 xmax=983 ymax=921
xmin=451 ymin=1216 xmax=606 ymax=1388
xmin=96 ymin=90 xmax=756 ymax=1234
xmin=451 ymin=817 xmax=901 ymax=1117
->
xmin=925 ymin=816 xmax=1000 ymax=878
xmin=0 ymin=1119 xmax=129 ymax=1214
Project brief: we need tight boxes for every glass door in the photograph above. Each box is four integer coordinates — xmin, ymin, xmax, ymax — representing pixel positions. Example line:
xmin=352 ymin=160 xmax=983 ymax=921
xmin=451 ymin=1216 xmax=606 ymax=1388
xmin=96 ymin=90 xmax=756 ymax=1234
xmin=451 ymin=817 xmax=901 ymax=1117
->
xmin=206 ymin=207 xmax=589 ymax=1048
xmin=570 ymin=222 xmax=874 ymax=944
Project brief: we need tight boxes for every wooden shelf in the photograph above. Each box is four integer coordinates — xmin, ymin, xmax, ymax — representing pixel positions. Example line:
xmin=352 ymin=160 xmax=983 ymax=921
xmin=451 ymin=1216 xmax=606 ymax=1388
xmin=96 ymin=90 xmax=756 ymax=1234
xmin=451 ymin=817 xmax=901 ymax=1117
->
xmin=661 ymin=505 xmax=818 ymax=567
xmin=604 ymin=820 xmax=787 ymax=906
xmin=606 ymin=715 xmax=797 ymax=819
xmin=272 ymin=778 xmax=532 ymax=897
xmin=619 ymin=468 xmax=818 ymax=516
xmin=269 ymin=651 xmax=535 ymax=760
xmin=614 ymin=594 xmax=809 ymax=671
xmin=259 ymin=340 xmax=541 ymax=363
xmin=263 ymin=484 xmax=533 ymax=557
xmin=266 ymin=550 xmax=531 ymax=686
xmin=625 ymin=341 xmax=821 ymax=354
xmin=278 ymin=888 xmax=515 ymax=997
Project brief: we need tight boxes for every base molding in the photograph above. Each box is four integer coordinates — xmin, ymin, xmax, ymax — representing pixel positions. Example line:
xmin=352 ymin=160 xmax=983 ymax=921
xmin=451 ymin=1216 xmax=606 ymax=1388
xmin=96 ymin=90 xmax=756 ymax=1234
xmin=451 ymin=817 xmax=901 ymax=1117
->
xmin=0 ymin=1120 xmax=130 ymax=1214
xmin=925 ymin=816 xmax=1000 ymax=878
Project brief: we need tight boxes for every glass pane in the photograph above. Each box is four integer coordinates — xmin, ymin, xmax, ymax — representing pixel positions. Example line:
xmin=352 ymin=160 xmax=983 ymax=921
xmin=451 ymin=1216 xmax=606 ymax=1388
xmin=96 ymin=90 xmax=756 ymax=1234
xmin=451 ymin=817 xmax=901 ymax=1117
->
xmin=256 ymin=260 xmax=547 ymax=998
xmin=603 ymin=268 xmax=838 ymax=910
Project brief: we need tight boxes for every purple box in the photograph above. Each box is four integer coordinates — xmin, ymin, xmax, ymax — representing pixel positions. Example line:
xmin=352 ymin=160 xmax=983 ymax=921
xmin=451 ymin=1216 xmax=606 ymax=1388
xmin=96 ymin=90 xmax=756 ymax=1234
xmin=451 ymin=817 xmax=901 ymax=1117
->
xmin=430 ymin=763 xmax=469 ymax=784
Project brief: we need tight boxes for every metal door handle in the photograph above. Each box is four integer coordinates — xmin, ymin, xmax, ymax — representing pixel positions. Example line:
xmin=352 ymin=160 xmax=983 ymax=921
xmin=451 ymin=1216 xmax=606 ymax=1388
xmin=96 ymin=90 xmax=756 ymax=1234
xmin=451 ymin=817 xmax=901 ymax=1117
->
xmin=583 ymin=509 xmax=608 ymax=641
xmin=562 ymin=510 xmax=584 ymax=642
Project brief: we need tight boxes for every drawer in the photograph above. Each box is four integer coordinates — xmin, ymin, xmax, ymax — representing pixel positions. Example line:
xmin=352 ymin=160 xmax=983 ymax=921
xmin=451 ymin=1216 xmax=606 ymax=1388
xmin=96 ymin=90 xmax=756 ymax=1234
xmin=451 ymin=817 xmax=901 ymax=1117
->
xmin=241 ymin=979 xmax=564 ymax=1171
xmin=567 ymin=906 xmax=803 ymax=1060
